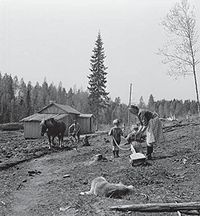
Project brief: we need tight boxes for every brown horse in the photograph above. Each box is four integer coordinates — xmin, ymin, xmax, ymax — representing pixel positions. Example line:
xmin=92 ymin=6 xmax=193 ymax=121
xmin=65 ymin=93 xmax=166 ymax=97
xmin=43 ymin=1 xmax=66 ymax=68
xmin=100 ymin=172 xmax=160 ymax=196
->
xmin=40 ymin=118 xmax=66 ymax=149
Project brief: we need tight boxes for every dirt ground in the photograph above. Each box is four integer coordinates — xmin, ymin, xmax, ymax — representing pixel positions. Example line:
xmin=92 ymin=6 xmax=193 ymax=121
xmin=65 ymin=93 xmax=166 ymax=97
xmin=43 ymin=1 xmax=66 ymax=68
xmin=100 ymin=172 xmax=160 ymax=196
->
xmin=1 ymin=119 xmax=200 ymax=216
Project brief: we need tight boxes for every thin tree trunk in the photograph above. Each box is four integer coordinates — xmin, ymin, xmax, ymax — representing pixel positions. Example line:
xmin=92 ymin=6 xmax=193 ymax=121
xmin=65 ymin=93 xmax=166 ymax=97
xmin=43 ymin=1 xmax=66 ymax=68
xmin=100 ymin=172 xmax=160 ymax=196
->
xmin=189 ymin=37 xmax=200 ymax=115
xmin=128 ymin=83 xmax=132 ymax=126
xmin=192 ymin=65 xmax=200 ymax=115
xmin=192 ymin=58 xmax=200 ymax=115
xmin=95 ymin=109 xmax=99 ymax=131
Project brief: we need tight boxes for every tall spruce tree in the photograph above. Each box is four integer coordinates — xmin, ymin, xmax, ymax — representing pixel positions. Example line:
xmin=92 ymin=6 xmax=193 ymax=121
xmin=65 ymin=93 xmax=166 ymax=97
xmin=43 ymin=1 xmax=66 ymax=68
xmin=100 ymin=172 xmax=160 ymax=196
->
xmin=26 ymin=81 xmax=32 ymax=116
xmin=148 ymin=94 xmax=155 ymax=112
xmin=88 ymin=32 xmax=109 ymax=126
xmin=138 ymin=96 xmax=146 ymax=109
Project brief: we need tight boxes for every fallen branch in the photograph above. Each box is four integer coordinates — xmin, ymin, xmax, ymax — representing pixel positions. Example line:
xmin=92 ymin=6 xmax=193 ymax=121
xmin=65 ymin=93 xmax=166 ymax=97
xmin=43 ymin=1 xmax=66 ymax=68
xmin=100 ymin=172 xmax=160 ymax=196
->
xmin=109 ymin=202 xmax=200 ymax=213
xmin=163 ymin=122 xmax=200 ymax=133
xmin=0 ymin=151 xmax=48 ymax=171
xmin=180 ymin=210 xmax=200 ymax=215
xmin=0 ymin=122 xmax=24 ymax=131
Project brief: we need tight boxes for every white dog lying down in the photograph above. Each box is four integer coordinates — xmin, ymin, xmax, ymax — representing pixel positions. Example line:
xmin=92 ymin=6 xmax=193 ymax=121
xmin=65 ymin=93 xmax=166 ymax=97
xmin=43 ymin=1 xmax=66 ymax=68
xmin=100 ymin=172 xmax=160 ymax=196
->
xmin=80 ymin=176 xmax=134 ymax=198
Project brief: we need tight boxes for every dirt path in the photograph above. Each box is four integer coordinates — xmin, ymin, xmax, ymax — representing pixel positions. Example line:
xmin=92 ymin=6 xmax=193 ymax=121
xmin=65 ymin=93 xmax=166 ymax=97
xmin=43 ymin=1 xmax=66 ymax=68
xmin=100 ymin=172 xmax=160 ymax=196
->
xmin=11 ymin=154 xmax=65 ymax=216
xmin=2 ymin=149 xmax=81 ymax=216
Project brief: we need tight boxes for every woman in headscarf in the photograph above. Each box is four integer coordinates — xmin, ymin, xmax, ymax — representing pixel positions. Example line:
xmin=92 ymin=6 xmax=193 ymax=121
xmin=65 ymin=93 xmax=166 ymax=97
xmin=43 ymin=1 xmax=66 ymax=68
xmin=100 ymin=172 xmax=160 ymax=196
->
xmin=128 ymin=105 xmax=164 ymax=159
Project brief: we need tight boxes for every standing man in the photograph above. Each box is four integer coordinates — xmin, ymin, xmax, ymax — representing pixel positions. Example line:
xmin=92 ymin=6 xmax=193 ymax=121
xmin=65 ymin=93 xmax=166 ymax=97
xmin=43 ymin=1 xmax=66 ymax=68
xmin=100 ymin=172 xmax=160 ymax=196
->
xmin=68 ymin=120 xmax=81 ymax=142
xmin=128 ymin=105 xmax=164 ymax=159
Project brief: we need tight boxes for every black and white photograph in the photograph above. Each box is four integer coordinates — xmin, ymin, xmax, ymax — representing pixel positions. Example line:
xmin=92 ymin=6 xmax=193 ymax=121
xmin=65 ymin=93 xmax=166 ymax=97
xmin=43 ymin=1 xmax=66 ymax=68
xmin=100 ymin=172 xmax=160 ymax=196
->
xmin=1 ymin=0 xmax=200 ymax=215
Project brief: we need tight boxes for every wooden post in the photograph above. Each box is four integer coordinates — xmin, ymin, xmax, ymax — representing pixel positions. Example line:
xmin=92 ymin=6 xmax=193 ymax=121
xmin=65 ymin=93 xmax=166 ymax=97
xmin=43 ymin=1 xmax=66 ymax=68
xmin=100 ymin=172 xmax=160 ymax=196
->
xmin=128 ymin=83 xmax=132 ymax=126
xmin=109 ymin=202 xmax=200 ymax=213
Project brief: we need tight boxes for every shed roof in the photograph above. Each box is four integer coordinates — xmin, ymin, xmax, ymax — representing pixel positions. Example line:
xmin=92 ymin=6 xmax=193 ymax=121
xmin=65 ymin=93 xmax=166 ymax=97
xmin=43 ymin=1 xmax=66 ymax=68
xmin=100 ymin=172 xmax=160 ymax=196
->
xmin=79 ymin=114 xmax=94 ymax=118
xmin=20 ymin=113 xmax=68 ymax=122
xmin=38 ymin=102 xmax=80 ymax=115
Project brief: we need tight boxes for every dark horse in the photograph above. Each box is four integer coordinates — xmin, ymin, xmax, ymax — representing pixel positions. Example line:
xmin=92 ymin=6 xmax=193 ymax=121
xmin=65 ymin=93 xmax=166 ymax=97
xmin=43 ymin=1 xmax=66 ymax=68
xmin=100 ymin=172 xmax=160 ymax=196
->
xmin=40 ymin=118 xmax=66 ymax=149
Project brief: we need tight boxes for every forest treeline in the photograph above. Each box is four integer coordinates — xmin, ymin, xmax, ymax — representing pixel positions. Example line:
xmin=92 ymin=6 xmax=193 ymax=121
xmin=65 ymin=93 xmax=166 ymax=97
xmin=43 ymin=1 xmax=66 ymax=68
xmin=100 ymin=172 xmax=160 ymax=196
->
xmin=0 ymin=72 xmax=198 ymax=124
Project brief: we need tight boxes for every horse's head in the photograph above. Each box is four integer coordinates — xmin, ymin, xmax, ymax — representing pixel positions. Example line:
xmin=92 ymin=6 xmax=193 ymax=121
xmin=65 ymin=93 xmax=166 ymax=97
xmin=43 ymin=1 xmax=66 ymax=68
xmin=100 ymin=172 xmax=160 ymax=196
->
xmin=40 ymin=119 xmax=47 ymax=136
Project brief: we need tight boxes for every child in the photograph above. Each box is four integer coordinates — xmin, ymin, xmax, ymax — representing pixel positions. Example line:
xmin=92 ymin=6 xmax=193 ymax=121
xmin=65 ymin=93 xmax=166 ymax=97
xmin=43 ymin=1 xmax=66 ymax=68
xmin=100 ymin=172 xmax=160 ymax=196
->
xmin=68 ymin=120 xmax=81 ymax=142
xmin=126 ymin=125 xmax=143 ymax=153
xmin=126 ymin=125 xmax=139 ymax=144
xmin=108 ymin=119 xmax=123 ymax=158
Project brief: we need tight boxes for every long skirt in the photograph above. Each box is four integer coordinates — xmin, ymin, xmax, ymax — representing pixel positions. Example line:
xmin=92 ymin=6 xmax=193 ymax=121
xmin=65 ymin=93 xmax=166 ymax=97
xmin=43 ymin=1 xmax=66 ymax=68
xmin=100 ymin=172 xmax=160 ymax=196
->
xmin=146 ymin=117 xmax=164 ymax=147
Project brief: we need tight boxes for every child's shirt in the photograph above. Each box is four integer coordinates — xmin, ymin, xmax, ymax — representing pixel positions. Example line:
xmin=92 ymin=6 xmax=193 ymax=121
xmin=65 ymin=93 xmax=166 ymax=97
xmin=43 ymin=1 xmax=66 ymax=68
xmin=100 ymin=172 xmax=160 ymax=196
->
xmin=69 ymin=123 xmax=80 ymax=134
xmin=109 ymin=126 xmax=123 ymax=144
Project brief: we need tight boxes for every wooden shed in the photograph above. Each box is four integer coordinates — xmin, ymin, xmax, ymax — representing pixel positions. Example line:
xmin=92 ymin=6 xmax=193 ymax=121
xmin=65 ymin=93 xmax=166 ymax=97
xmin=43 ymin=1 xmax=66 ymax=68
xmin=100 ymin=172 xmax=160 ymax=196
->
xmin=38 ymin=102 xmax=80 ymax=130
xmin=78 ymin=114 xmax=96 ymax=134
xmin=21 ymin=113 xmax=68 ymax=139
xmin=20 ymin=102 xmax=95 ymax=139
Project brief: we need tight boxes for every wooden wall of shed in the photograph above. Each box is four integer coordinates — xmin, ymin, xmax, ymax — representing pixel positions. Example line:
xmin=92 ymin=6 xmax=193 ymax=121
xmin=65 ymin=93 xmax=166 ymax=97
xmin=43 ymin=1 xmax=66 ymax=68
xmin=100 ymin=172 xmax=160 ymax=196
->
xmin=60 ymin=115 xmax=70 ymax=135
xmin=78 ymin=117 xmax=95 ymax=134
xmin=55 ymin=115 xmax=77 ymax=136
xmin=23 ymin=115 xmax=95 ymax=139
xmin=78 ymin=118 xmax=88 ymax=134
xmin=90 ymin=117 xmax=96 ymax=133
xmin=24 ymin=117 xmax=70 ymax=138
xmin=67 ymin=114 xmax=78 ymax=124
xmin=24 ymin=122 xmax=41 ymax=139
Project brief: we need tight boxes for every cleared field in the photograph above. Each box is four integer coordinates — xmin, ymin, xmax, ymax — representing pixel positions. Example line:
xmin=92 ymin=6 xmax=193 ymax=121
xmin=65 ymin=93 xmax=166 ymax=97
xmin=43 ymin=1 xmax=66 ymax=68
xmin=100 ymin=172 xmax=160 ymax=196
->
xmin=1 ymin=120 xmax=200 ymax=216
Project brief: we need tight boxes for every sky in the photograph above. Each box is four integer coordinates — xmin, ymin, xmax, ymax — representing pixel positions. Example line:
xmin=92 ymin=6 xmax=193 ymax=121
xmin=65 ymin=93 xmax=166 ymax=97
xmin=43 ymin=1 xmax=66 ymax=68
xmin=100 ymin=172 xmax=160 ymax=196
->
xmin=0 ymin=0 xmax=200 ymax=104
